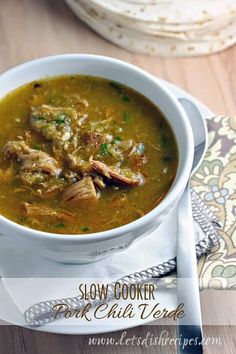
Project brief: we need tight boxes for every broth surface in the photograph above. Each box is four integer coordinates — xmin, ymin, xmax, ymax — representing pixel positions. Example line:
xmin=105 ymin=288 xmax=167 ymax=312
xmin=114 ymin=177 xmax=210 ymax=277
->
xmin=0 ymin=75 xmax=178 ymax=234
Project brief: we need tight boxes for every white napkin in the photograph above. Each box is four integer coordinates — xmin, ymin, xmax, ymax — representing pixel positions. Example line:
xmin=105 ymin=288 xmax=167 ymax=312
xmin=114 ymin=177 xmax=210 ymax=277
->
xmin=0 ymin=205 xmax=205 ymax=330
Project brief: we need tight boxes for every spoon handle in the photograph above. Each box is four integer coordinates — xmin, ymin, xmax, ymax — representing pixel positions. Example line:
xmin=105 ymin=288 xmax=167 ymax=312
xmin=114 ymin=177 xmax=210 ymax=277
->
xmin=177 ymin=182 xmax=203 ymax=353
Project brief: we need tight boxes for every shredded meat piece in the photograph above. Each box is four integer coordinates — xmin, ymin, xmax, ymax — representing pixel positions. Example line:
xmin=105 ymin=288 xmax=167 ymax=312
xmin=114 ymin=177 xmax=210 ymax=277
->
xmin=90 ymin=160 xmax=142 ymax=186
xmin=3 ymin=140 xmax=61 ymax=185
xmin=93 ymin=175 xmax=106 ymax=189
xmin=77 ymin=114 xmax=88 ymax=127
xmin=129 ymin=154 xmax=148 ymax=168
xmin=128 ymin=143 xmax=147 ymax=168
xmin=62 ymin=176 xmax=98 ymax=202
xmin=3 ymin=140 xmax=30 ymax=157
xmin=24 ymin=131 xmax=32 ymax=145
xmin=71 ymin=95 xmax=89 ymax=109
xmin=30 ymin=105 xmax=76 ymax=151
xmin=66 ymin=153 xmax=92 ymax=174
xmin=63 ymin=170 xmax=78 ymax=184
xmin=40 ymin=185 xmax=62 ymax=199
xmin=82 ymin=131 xmax=112 ymax=148
xmin=21 ymin=152 xmax=61 ymax=176
xmin=3 ymin=141 xmax=61 ymax=176
xmin=117 ymin=139 xmax=133 ymax=152
xmin=21 ymin=202 xmax=75 ymax=222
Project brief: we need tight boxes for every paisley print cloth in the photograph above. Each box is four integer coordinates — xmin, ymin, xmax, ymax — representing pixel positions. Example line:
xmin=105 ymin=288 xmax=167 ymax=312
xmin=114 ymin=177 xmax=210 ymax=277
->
xmin=192 ymin=116 xmax=236 ymax=289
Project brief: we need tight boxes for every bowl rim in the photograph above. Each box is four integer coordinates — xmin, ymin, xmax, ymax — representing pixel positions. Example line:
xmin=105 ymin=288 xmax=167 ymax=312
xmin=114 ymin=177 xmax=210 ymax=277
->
xmin=0 ymin=54 xmax=194 ymax=243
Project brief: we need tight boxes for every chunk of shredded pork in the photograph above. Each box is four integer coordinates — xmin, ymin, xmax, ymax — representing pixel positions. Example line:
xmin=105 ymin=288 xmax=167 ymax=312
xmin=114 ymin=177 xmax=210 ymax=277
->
xmin=90 ymin=160 xmax=142 ymax=186
xmin=3 ymin=141 xmax=61 ymax=186
xmin=62 ymin=176 xmax=98 ymax=202
xmin=21 ymin=202 xmax=75 ymax=222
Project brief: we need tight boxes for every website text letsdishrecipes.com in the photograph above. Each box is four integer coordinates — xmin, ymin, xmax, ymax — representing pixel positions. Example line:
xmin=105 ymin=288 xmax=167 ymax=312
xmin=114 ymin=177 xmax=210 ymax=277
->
xmin=88 ymin=330 xmax=223 ymax=349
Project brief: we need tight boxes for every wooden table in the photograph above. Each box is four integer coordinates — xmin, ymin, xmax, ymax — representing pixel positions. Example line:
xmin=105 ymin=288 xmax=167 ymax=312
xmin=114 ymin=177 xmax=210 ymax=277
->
xmin=0 ymin=0 xmax=235 ymax=353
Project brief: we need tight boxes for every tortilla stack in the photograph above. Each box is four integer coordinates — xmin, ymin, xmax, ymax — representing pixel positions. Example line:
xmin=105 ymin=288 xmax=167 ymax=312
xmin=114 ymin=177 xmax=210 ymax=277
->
xmin=65 ymin=0 xmax=236 ymax=56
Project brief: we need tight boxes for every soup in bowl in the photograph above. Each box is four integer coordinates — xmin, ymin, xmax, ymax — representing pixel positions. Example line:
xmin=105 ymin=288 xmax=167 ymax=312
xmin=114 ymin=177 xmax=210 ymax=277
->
xmin=0 ymin=55 xmax=193 ymax=263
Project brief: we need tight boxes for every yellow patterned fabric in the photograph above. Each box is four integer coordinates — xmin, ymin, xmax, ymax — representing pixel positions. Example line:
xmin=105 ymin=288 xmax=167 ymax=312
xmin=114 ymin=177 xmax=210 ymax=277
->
xmin=192 ymin=116 xmax=236 ymax=289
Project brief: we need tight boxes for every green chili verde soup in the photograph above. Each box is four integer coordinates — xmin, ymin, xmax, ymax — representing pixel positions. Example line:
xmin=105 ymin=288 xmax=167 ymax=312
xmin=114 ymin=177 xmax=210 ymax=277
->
xmin=0 ymin=75 xmax=178 ymax=234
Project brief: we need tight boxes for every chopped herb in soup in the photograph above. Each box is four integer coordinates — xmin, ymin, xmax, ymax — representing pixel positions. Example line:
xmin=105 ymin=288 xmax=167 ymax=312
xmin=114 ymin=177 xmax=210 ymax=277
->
xmin=0 ymin=76 xmax=178 ymax=234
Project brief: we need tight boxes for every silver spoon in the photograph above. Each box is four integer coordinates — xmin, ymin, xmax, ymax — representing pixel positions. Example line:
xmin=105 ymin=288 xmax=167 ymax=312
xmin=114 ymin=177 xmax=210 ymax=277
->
xmin=177 ymin=98 xmax=208 ymax=354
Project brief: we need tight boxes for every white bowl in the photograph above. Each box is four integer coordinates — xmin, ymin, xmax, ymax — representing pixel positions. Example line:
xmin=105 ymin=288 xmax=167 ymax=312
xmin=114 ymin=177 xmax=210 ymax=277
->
xmin=0 ymin=54 xmax=194 ymax=263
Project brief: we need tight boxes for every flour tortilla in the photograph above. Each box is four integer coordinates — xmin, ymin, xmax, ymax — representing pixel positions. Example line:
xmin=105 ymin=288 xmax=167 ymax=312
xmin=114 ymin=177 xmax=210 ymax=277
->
xmin=76 ymin=0 xmax=236 ymax=40
xmin=78 ymin=6 xmax=236 ymax=35
xmin=66 ymin=0 xmax=236 ymax=57
xmin=71 ymin=0 xmax=236 ymax=35
xmin=65 ymin=0 xmax=236 ymax=57
xmin=79 ymin=0 xmax=236 ymax=25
